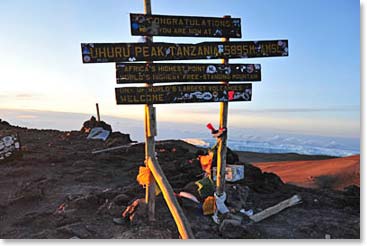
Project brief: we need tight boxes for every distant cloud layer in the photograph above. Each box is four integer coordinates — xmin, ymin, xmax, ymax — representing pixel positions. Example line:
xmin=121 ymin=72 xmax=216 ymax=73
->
xmin=176 ymin=106 xmax=360 ymax=114
xmin=0 ymin=92 xmax=43 ymax=101
xmin=15 ymin=93 xmax=36 ymax=99
xmin=0 ymin=108 xmax=359 ymax=157
xmin=238 ymin=106 xmax=360 ymax=113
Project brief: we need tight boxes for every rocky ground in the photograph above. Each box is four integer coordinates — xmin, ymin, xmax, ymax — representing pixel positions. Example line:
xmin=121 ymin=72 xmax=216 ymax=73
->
xmin=0 ymin=119 xmax=360 ymax=239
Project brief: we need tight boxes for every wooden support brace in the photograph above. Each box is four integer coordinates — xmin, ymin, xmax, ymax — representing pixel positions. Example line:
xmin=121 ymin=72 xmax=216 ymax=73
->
xmin=147 ymin=157 xmax=195 ymax=239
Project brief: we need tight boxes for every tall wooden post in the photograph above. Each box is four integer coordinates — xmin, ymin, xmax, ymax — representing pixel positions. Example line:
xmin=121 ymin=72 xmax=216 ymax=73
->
xmin=140 ymin=0 xmax=194 ymax=238
xmin=216 ymin=16 xmax=230 ymax=196
xmin=143 ymin=0 xmax=157 ymax=222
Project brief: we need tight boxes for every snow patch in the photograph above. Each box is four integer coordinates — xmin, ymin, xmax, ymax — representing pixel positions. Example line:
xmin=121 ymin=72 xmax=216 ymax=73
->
xmin=182 ymin=136 xmax=359 ymax=157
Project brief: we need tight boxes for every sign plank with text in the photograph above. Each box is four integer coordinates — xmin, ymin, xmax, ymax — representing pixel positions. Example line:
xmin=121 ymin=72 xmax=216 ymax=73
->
xmin=130 ymin=13 xmax=242 ymax=38
xmin=116 ymin=63 xmax=261 ymax=83
xmin=81 ymin=40 xmax=288 ymax=63
xmin=115 ymin=83 xmax=252 ymax=105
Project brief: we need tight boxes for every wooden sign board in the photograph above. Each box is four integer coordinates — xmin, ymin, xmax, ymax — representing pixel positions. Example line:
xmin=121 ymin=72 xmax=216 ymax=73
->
xmin=81 ymin=40 xmax=288 ymax=63
xmin=115 ymin=83 xmax=252 ymax=105
xmin=130 ymin=13 xmax=241 ymax=38
xmin=116 ymin=63 xmax=261 ymax=83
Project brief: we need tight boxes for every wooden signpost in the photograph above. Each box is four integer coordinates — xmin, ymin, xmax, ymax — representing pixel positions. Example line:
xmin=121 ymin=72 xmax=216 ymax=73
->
xmin=143 ymin=0 xmax=157 ymax=226
xmin=115 ymin=83 xmax=252 ymax=104
xmin=80 ymin=0 xmax=288 ymax=239
xmin=81 ymin=40 xmax=288 ymax=63
xmin=217 ymin=15 xmax=230 ymax=197
xmin=116 ymin=63 xmax=261 ymax=83
xmin=130 ymin=13 xmax=242 ymax=38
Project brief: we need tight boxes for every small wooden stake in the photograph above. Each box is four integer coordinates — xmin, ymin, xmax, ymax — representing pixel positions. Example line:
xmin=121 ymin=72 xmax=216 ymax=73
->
xmin=92 ymin=142 xmax=138 ymax=154
xmin=143 ymin=0 xmax=156 ymax=222
xmin=249 ymin=195 xmax=302 ymax=223
xmin=96 ymin=103 xmax=100 ymax=122
xmin=216 ymin=15 xmax=231 ymax=196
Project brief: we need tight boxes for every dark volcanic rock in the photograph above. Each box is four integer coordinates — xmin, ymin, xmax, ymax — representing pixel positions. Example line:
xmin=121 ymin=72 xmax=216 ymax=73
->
xmin=80 ymin=116 xmax=112 ymax=133
xmin=195 ymin=146 xmax=239 ymax=166
xmin=195 ymin=231 xmax=218 ymax=239
xmin=219 ymin=220 xmax=252 ymax=239
xmin=105 ymin=132 xmax=133 ymax=147
xmin=0 ymin=119 xmax=10 ymax=127
xmin=57 ymin=223 xmax=91 ymax=239
xmin=112 ymin=194 xmax=131 ymax=206
xmin=239 ymin=163 xmax=284 ymax=193
xmin=227 ymin=147 xmax=239 ymax=163
xmin=117 ymin=226 xmax=173 ymax=239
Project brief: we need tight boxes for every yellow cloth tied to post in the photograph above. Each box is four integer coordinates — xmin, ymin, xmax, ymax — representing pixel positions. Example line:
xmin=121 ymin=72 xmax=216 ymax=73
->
xmin=136 ymin=166 xmax=161 ymax=196
xmin=137 ymin=166 xmax=151 ymax=186
xmin=198 ymin=152 xmax=214 ymax=176
xmin=202 ymin=196 xmax=216 ymax=215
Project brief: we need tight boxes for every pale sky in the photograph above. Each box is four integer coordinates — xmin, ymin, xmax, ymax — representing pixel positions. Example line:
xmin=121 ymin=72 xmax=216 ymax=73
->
xmin=0 ymin=0 xmax=360 ymax=138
